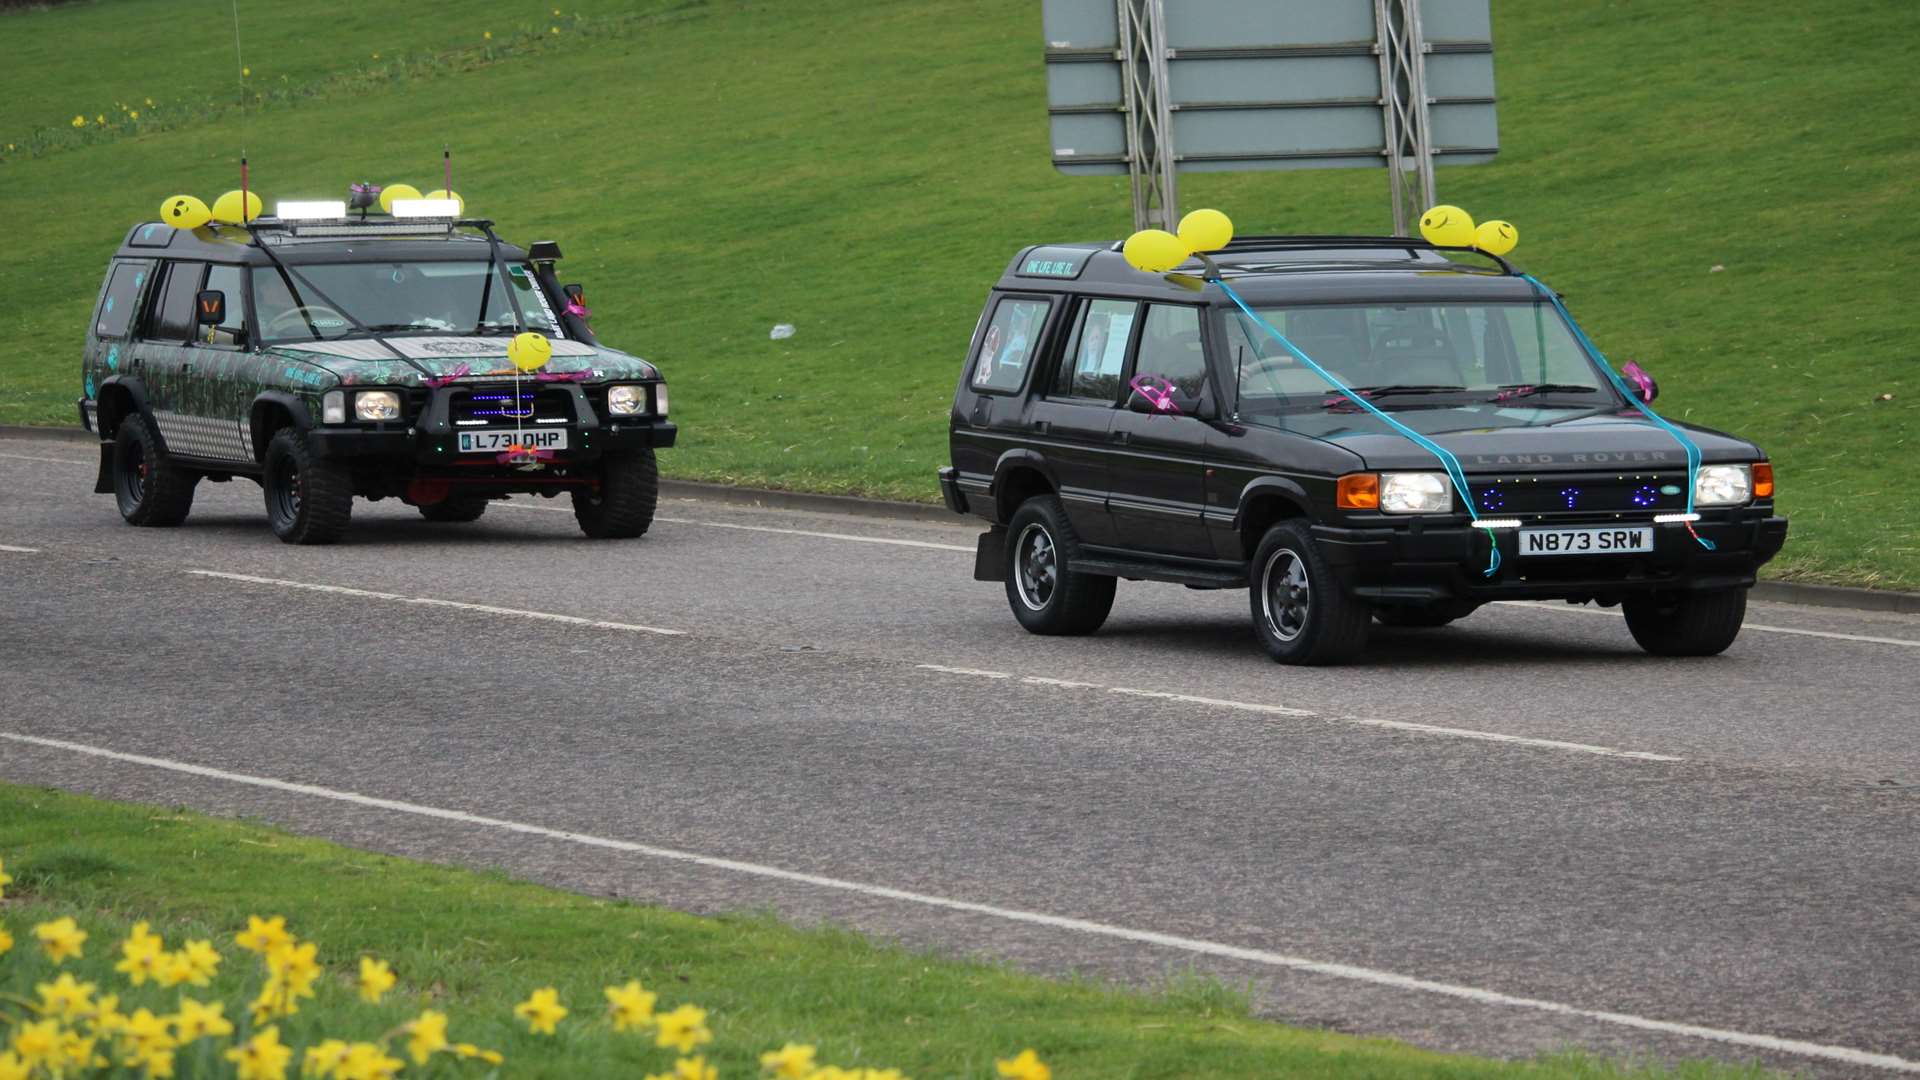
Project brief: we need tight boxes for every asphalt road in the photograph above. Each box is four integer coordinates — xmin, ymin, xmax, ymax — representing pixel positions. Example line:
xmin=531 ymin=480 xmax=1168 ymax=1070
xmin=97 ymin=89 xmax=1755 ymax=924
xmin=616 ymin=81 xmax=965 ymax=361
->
xmin=2 ymin=432 xmax=1916 ymax=1077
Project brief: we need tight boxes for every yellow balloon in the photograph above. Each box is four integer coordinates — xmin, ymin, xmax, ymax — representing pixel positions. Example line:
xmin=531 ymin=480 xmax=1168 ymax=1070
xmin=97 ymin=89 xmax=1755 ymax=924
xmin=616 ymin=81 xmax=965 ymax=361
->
xmin=378 ymin=183 xmax=422 ymax=213
xmin=1122 ymin=229 xmax=1190 ymax=273
xmin=1177 ymin=208 xmax=1234 ymax=252
xmin=1474 ymin=219 xmax=1518 ymax=256
xmin=160 ymin=194 xmax=211 ymax=230
xmin=1418 ymin=204 xmax=1475 ymax=247
xmin=507 ymin=331 xmax=552 ymax=372
xmin=210 ymin=189 xmax=264 ymax=224
xmin=425 ymin=189 xmax=464 ymax=215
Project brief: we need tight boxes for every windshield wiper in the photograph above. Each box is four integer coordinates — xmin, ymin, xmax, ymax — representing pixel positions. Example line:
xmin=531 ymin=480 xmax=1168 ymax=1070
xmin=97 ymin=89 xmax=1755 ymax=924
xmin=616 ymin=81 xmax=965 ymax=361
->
xmin=1342 ymin=384 xmax=1468 ymax=396
xmin=357 ymin=322 xmax=440 ymax=333
xmin=1489 ymin=383 xmax=1599 ymax=402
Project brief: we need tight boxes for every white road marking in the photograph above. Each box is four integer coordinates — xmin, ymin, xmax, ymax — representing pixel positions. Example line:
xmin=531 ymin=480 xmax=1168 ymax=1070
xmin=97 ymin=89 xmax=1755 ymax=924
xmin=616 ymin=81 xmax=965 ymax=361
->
xmin=925 ymin=665 xmax=1678 ymax=761
xmin=0 ymin=544 xmax=41 ymax=553
xmin=492 ymin=498 xmax=974 ymax=553
xmin=2 ymin=731 xmax=1909 ymax=1074
xmin=187 ymin=570 xmax=684 ymax=636
xmin=1495 ymin=601 xmax=1920 ymax=648
xmin=0 ymin=452 xmax=89 ymax=465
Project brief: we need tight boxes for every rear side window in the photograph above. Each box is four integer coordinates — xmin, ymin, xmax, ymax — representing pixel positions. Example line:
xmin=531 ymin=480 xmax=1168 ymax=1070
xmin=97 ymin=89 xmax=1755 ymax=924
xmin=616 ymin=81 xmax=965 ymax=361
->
xmin=94 ymin=261 xmax=150 ymax=339
xmin=141 ymin=261 xmax=203 ymax=343
xmin=1055 ymin=298 xmax=1136 ymax=401
xmin=970 ymin=297 xmax=1052 ymax=393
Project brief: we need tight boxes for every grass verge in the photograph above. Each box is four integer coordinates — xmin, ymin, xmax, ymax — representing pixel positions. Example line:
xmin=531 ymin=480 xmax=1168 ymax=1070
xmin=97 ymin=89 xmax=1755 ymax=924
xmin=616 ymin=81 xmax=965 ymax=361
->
xmin=0 ymin=782 xmax=1777 ymax=1078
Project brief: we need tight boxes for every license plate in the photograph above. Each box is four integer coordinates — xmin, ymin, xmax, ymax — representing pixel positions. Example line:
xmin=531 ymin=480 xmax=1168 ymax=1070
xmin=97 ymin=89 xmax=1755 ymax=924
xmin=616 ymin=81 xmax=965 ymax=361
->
xmin=457 ymin=429 xmax=568 ymax=454
xmin=1519 ymin=526 xmax=1653 ymax=556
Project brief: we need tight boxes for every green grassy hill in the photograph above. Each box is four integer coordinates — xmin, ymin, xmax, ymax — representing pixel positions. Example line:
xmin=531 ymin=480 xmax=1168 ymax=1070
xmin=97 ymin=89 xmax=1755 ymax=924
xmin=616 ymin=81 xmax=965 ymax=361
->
xmin=1 ymin=0 xmax=1914 ymax=587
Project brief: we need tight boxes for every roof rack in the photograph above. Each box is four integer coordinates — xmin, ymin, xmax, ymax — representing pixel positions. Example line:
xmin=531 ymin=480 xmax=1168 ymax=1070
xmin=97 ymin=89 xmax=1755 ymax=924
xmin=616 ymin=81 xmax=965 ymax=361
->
xmin=246 ymin=216 xmax=496 ymax=242
xmin=1209 ymin=234 xmax=1517 ymax=276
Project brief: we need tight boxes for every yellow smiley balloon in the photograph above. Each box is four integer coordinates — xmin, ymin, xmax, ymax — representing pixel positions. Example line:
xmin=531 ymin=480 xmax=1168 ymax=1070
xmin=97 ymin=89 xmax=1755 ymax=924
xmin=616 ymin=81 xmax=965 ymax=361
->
xmin=425 ymin=189 xmax=464 ymax=215
xmin=1417 ymin=204 xmax=1475 ymax=247
xmin=210 ymin=189 xmax=264 ymax=224
xmin=507 ymin=331 xmax=552 ymax=372
xmin=1122 ymin=229 xmax=1190 ymax=273
xmin=160 ymin=194 xmax=211 ymax=230
xmin=377 ymin=183 xmax=422 ymax=213
xmin=1176 ymin=208 xmax=1234 ymax=253
xmin=1474 ymin=219 xmax=1518 ymax=256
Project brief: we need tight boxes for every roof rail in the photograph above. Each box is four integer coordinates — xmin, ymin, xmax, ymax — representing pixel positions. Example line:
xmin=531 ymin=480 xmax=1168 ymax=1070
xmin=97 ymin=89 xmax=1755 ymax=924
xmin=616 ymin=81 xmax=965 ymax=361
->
xmin=1209 ymin=234 xmax=1517 ymax=275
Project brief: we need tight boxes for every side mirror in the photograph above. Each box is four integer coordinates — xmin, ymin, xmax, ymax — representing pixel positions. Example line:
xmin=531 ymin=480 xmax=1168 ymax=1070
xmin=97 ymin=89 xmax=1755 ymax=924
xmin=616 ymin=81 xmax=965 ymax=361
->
xmin=563 ymin=283 xmax=585 ymax=304
xmin=1620 ymin=360 xmax=1659 ymax=404
xmin=1126 ymin=374 xmax=1185 ymax=416
xmin=195 ymin=290 xmax=226 ymax=326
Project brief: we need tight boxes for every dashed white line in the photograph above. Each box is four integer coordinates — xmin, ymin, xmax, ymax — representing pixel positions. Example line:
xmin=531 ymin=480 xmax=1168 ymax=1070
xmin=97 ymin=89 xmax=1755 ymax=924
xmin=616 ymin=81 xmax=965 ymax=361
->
xmin=187 ymin=570 xmax=684 ymax=636
xmin=0 ymin=452 xmax=89 ymax=465
xmin=494 ymin=499 xmax=975 ymax=553
xmin=924 ymin=664 xmax=1680 ymax=761
xmin=0 ymin=544 xmax=41 ymax=553
xmin=1496 ymin=601 xmax=1920 ymax=648
xmin=1 ymin=730 xmax=1909 ymax=1073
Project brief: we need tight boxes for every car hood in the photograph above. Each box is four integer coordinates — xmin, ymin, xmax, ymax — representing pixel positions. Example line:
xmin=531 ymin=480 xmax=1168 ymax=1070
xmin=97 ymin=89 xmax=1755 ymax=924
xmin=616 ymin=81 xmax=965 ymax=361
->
xmin=1268 ymin=406 xmax=1761 ymax=472
xmin=266 ymin=336 xmax=660 ymax=384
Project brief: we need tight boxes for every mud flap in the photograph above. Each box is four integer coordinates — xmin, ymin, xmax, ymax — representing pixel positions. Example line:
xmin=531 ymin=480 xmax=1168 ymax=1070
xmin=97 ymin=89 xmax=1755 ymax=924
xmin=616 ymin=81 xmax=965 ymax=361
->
xmin=94 ymin=441 xmax=115 ymax=494
xmin=973 ymin=526 xmax=1007 ymax=582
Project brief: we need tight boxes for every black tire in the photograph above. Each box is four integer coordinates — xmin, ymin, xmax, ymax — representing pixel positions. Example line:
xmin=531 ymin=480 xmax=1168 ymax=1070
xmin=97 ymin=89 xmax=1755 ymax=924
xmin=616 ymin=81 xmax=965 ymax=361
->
xmin=418 ymin=497 xmax=489 ymax=523
xmin=1622 ymin=588 xmax=1748 ymax=657
xmin=112 ymin=414 xmax=197 ymax=526
xmin=572 ymin=448 xmax=658 ymax=539
xmin=1374 ymin=606 xmax=1457 ymax=629
xmin=263 ymin=427 xmax=353 ymax=545
xmin=1249 ymin=520 xmax=1371 ymax=665
xmin=1004 ymin=495 xmax=1116 ymax=635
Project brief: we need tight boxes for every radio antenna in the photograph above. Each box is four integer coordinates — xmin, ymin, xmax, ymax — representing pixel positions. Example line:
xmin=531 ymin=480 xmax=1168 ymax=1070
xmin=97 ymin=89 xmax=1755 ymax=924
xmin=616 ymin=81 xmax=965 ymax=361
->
xmin=231 ymin=0 xmax=250 ymax=221
xmin=443 ymin=146 xmax=452 ymax=198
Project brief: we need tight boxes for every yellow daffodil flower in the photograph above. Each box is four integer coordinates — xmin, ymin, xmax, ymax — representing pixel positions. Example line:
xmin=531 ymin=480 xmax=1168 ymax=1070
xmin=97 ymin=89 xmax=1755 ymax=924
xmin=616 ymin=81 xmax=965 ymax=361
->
xmin=0 ymin=856 xmax=12 ymax=898
xmin=234 ymin=915 xmax=290 ymax=955
xmin=181 ymin=938 xmax=221 ymax=985
xmin=646 ymin=1056 xmax=717 ymax=1080
xmin=59 ymin=1028 xmax=105 ymax=1072
xmin=116 ymin=932 xmax=165 ymax=985
xmin=302 ymin=1038 xmax=350 ymax=1079
xmin=265 ymin=940 xmax=320 ymax=1001
xmin=174 ymin=998 xmax=233 ymax=1043
xmin=34 ymin=973 xmax=97 ymax=1020
xmin=357 ymin=956 xmax=396 ymax=1003
xmin=72 ymin=115 xmax=86 ymax=127
xmin=450 ymin=1043 xmax=504 ymax=1065
xmin=95 ymin=114 xmax=105 ymax=124
xmin=33 ymin=917 xmax=87 ymax=963
xmin=132 ymin=1043 xmax=176 ymax=1078
xmin=654 ymin=1003 xmax=713 ymax=1054
xmin=513 ymin=987 xmax=568 ymax=1035
xmin=242 ymin=67 xmax=251 ymax=76
xmin=760 ymin=1041 xmax=818 ymax=1078
xmin=158 ymin=950 xmax=199 ymax=987
xmin=130 ymin=110 xmax=140 ymax=120
xmin=120 ymin=1008 xmax=176 ymax=1055
xmin=551 ymin=25 xmax=560 ymax=33
xmin=405 ymin=1009 xmax=449 ymax=1065
xmin=11 ymin=1020 xmax=63 ymax=1071
xmin=483 ymin=30 xmax=492 ymax=40
xmin=88 ymin=994 xmax=125 ymax=1037
xmin=0 ymin=1050 xmax=28 ymax=1080
xmin=226 ymin=1025 xmax=292 ymax=1080
xmin=996 ymin=1049 xmax=1051 ymax=1080
xmin=338 ymin=1042 xmax=403 ymax=1080
xmin=145 ymin=97 xmax=154 ymax=106
xmin=604 ymin=979 xmax=657 ymax=1031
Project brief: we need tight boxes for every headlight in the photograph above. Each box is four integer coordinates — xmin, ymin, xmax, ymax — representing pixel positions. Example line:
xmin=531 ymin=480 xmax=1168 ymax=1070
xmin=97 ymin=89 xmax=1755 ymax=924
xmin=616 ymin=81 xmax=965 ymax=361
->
xmin=354 ymin=391 xmax=401 ymax=421
xmin=1380 ymin=471 xmax=1452 ymax=513
xmin=607 ymin=384 xmax=646 ymax=416
xmin=1694 ymin=464 xmax=1752 ymax=506
xmin=321 ymin=390 xmax=346 ymax=424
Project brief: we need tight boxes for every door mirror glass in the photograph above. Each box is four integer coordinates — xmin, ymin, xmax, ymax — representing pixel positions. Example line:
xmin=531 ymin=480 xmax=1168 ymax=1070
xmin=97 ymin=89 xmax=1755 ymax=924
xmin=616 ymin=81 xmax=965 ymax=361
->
xmin=195 ymin=290 xmax=226 ymax=326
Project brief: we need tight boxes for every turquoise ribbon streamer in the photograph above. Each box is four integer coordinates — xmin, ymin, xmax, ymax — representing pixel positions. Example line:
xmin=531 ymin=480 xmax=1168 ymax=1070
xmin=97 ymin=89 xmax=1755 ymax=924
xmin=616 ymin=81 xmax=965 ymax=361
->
xmin=1214 ymin=278 xmax=1501 ymax=577
xmin=1517 ymin=274 xmax=1714 ymax=550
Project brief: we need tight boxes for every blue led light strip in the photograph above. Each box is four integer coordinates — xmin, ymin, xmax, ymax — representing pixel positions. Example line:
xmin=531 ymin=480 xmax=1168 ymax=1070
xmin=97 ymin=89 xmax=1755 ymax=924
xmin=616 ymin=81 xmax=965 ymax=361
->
xmin=1215 ymin=279 xmax=1501 ymax=577
xmin=1517 ymin=274 xmax=1714 ymax=550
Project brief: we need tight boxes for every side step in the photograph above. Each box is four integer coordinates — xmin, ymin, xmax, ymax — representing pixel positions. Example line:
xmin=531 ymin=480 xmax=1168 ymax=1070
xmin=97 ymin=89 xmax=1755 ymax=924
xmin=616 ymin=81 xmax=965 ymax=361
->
xmin=1074 ymin=557 xmax=1246 ymax=590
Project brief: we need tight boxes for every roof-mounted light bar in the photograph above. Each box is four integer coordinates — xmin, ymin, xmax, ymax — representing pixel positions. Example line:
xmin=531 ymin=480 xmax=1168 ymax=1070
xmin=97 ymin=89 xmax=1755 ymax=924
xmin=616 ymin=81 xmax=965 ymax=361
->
xmin=275 ymin=200 xmax=348 ymax=220
xmin=391 ymin=198 xmax=462 ymax=219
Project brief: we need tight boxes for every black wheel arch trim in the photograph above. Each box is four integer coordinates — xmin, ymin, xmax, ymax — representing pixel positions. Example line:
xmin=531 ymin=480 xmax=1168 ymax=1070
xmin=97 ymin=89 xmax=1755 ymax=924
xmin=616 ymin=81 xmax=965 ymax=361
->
xmin=249 ymin=391 xmax=314 ymax=463
xmin=990 ymin=448 xmax=1062 ymax=522
xmin=1233 ymin=475 xmax=1316 ymax=529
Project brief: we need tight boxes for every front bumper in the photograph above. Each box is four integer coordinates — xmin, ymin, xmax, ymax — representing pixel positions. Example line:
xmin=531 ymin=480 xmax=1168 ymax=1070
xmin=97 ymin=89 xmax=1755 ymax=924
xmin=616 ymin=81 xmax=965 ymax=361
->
xmin=307 ymin=419 xmax=676 ymax=463
xmin=1314 ymin=510 xmax=1788 ymax=602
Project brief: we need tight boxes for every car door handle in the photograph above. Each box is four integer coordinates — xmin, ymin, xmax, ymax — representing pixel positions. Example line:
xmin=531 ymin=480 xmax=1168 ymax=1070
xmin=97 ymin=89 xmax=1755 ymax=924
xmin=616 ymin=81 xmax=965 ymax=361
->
xmin=1111 ymin=430 xmax=1130 ymax=444
xmin=180 ymin=362 xmax=192 ymax=374
xmin=1034 ymin=420 xmax=1050 ymax=435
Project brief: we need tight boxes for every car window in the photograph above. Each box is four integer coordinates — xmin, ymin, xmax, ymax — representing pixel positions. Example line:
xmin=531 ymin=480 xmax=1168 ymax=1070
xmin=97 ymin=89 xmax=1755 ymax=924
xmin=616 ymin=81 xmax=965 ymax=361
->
xmin=94 ymin=260 xmax=150 ymax=340
xmin=1054 ymin=298 xmax=1136 ymax=401
xmin=199 ymin=265 xmax=248 ymax=346
xmin=1133 ymin=304 xmax=1207 ymax=398
xmin=971 ymin=297 xmax=1051 ymax=393
xmin=141 ymin=261 xmax=202 ymax=343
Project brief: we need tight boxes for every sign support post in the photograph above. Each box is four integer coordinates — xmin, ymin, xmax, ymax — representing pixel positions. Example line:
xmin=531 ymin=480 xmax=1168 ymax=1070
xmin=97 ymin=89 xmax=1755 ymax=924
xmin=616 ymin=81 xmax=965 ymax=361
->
xmin=1118 ymin=0 xmax=1178 ymax=232
xmin=1375 ymin=0 xmax=1439 ymax=236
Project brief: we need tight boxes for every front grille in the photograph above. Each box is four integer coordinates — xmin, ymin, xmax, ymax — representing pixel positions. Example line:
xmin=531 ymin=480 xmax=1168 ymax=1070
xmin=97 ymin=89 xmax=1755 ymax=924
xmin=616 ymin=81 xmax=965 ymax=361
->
xmin=1468 ymin=471 xmax=1688 ymax=518
xmin=450 ymin=385 xmax=575 ymax=426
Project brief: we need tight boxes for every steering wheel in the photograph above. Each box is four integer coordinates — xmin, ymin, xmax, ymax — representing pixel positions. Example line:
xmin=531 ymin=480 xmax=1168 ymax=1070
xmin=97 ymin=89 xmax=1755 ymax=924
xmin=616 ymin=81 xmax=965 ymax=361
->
xmin=1371 ymin=327 xmax=1453 ymax=354
xmin=265 ymin=305 xmax=349 ymax=339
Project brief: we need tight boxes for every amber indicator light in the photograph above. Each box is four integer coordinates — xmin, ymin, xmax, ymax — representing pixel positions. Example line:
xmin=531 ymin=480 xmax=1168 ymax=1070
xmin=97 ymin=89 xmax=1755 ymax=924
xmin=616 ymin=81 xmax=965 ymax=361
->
xmin=1752 ymin=462 xmax=1774 ymax=498
xmin=1336 ymin=473 xmax=1380 ymax=510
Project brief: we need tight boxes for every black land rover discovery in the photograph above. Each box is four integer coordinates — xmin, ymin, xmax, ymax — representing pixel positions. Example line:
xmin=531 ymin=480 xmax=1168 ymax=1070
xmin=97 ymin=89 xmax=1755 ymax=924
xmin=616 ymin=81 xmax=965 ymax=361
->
xmin=939 ymin=236 xmax=1787 ymax=664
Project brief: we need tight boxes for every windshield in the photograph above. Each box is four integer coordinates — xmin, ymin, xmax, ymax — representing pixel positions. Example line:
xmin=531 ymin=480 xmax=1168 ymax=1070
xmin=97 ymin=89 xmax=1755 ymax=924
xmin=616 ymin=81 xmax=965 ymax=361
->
xmin=252 ymin=261 xmax=564 ymax=342
xmin=1222 ymin=301 xmax=1618 ymax=418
